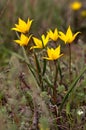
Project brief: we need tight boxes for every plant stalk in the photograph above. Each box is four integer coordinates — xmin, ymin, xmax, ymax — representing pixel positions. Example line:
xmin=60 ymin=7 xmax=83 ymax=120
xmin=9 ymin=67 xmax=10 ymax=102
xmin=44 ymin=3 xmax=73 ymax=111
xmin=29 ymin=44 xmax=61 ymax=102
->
xmin=68 ymin=44 xmax=72 ymax=83
xmin=53 ymin=60 xmax=58 ymax=104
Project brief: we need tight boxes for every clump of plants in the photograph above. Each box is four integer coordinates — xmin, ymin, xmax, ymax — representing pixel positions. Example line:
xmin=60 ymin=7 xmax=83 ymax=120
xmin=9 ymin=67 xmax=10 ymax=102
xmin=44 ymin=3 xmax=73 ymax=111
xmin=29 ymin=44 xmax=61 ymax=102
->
xmin=8 ymin=16 xmax=86 ymax=130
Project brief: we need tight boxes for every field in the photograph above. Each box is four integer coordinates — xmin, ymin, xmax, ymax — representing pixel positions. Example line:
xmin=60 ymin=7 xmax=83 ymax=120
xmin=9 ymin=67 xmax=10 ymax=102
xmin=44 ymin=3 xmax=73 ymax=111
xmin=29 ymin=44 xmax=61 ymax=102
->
xmin=0 ymin=0 xmax=86 ymax=130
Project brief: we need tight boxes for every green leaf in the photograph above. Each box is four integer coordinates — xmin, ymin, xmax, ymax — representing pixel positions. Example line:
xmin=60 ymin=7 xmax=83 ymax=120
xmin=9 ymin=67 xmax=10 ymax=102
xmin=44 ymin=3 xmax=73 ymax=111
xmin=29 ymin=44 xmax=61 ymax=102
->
xmin=57 ymin=85 xmax=65 ymax=93
xmin=60 ymin=66 xmax=86 ymax=111
xmin=34 ymin=52 xmax=41 ymax=74
xmin=39 ymin=116 xmax=49 ymax=130
xmin=58 ymin=61 xmax=63 ymax=83
xmin=42 ymin=59 xmax=47 ymax=76
xmin=66 ymin=102 xmax=70 ymax=115
xmin=34 ymin=52 xmax=42 ymax=86
xmin=33 ymin=52 xmax=45 ymax=89
xmin=43 ymin=75 xmax=53 ymax=88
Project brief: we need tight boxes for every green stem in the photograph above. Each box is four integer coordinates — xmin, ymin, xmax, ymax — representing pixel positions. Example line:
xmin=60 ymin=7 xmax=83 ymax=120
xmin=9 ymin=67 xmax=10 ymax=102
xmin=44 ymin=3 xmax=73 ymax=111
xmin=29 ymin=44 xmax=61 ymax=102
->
xmin=21 ymin=46 xmax=40 ymax=86
xmin=33 ymin=51 xmax=43 ymax=89
xmin=22 ymin=46 xmax=28 ymax=62
xmin=53 ymin=60 xmax=58 ymax=104
xmin=54 ymin=60 xmax=58 ymax=86
xmin=69 ymin=44 xmax=72 ymax=83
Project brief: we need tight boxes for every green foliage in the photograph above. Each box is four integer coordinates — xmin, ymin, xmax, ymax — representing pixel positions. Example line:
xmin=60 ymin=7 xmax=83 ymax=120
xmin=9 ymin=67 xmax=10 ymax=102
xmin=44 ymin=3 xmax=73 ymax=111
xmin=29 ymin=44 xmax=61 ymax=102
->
xmin=39 ymin=116 xmax=49 ymax=130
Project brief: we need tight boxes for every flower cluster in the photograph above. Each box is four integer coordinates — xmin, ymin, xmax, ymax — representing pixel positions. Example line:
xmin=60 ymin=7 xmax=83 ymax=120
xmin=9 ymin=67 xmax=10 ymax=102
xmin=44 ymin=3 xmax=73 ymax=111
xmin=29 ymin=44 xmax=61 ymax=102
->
xmin=12 ymin=18 xmax=80 ymax=61
xmin=12 ymin=18 xmax=33 ymax=46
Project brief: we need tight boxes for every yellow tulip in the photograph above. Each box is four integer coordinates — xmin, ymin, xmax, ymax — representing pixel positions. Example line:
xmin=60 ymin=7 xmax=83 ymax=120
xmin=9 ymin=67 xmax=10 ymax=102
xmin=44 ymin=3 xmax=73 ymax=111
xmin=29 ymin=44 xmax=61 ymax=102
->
xmin=70 ymin=1 xmax=82 ymax=11
xmin=81 ymin=10 xmax=86 ymax=17
xmin=43 ymin=45 xmax=63 ymax=60
xmin=47 ymin=28 xmax=59 ymax=41
xmin=12 ymin=18 xmax=33 ymax=33
xmin=59 ymin=26 xmax=80 ymax=44
xmin=30 ymin=34 xmax=49 ymax=49
xmin=14 ymin=34 xmax=32 ymax=46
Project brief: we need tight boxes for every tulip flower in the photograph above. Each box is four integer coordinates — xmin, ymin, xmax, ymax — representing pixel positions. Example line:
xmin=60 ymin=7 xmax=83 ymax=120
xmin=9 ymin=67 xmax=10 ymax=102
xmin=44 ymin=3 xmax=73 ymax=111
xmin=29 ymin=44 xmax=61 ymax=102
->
xmin=30 ymin=34 xmax=49 ymax=49
xmin=12 ymin=18 xmax=33 ymax=33
xmin=47 ymin=28 xmax=59 ymax=41
xmin=43 ymin=45 xmax=63 ymax=60
xmin=59 ymin=26 xmax=80 ymax=44
xmin=81 ymin=10 xmax=86 ymax=17
xmin=70 ymin=1 xmax=82 ymax=11
xmin=14 ymin=34 xmax=32 ymax=46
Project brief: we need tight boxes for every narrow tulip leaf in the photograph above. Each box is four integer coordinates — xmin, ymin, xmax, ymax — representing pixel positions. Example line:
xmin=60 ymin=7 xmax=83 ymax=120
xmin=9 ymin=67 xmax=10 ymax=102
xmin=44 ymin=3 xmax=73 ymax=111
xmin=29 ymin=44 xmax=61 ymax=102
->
xmin=58 ymin=61 xmax=63 ymax=83
xmin=34 ymin=52 xmax=41 ymax=74
xmin=60 ymin=66 xmax=86 ymax=111
xmin=34 ymin=52 xmax=43 ymax=88
xmin=28 ymin=65 xmax=40 ymax=86
xmin=42 ymin=59 xmax=47 ymax=76
xmin=43 ymin=76 xmax=53 ymax=89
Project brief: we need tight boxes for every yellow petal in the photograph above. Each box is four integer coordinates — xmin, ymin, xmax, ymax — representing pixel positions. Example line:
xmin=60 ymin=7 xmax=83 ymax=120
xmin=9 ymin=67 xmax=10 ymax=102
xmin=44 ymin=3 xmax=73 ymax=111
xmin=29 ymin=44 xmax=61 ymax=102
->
xmin=41 ymin=35 xmax=46 ymax=46
xmin=33 ymin=37 xmax=42 ymax=48
xmin=48 ymin=29 xmax=53 ymax=34
xmin=27 ymin=19 xmax=33 ymax=31
xmin=19 ymin=18 xmax=26 ymax=27
xmin=55 ymin=45 xmax=60 ymax=55
xmin=54 ymin=28 xmax=58 ymax=40
xmin=66 ymin=26 xmax=73 ymax=39
xmin=59 ymin=32 xmax=66 ymax=43
xmin=43 ymin=57 xmax=53 ymax=60
xmin=72 ymin=32 xmax=81 ymax=41
xmin=42 ymin=34 xmax=49 ymax=47
xmin=30 ymin=46 xmax=42 ymax=50
xmin=11 ymin=27 xmax=21 ymax=32
xmin=47 ymin=48 xmax=53 ymax=58
xmin=54 ymin=28 xmax=58 ymax=36
xmin=48 ymin=30 xmax=53 ymax=37
xmin=53 ymin=46 xmax=62 ymax=60
xmin=14 ymin=40 xmax=22 ymax=45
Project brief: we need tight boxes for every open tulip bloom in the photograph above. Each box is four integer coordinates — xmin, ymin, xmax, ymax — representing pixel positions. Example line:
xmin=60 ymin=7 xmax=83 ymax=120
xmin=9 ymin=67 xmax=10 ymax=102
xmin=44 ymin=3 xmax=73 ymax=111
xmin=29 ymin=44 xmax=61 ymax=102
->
xmin=30 ymin=34 xmax=49 ymax=49
xmin=70 ymin=1 xmax=82 ymax=11
xmin=47 ymin=28 xmax=59 ymax=41
xmin=12 ymin=18 xmax=33 ymax=33
xmin=14 ymin=34 xmax=32 ymax=46
xmin=43 ymin=45 xmax=63 ymax=60
xmin=59 ymin=26 xmax=80 ymax=44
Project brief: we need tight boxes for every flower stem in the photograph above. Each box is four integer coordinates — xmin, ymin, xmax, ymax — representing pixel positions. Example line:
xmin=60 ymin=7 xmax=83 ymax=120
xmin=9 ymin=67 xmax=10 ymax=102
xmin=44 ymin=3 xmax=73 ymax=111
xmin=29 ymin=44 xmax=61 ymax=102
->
xmin=33 ymin=51 xmax=43 ymax=90
xmin=22 ymin=46 xmax=28 ymax=61
xmin=53 ymin=60 xmax=58 ymax=104
xmin=68 ymin=44 xmax=72 ymax=82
